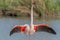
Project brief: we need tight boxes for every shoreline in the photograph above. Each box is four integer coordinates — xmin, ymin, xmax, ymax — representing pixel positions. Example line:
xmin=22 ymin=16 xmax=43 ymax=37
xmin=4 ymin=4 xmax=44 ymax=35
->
xmin=0 ymin=15 xmax=60 ymax=21
xmin=0 ymin=8 xmax=60 ymax=20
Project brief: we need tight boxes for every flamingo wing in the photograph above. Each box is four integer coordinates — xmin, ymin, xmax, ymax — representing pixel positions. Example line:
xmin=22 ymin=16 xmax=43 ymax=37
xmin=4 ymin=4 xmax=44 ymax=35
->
xmin=10 ymin=25 xmax=26 ymax=36
xmin=34 ymin=24 xmax=56 ymax=35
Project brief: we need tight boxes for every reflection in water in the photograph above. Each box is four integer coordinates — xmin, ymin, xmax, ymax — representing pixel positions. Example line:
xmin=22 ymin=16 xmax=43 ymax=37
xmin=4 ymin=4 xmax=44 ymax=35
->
xmin=0 ymin=17 xmax=60 ymax=40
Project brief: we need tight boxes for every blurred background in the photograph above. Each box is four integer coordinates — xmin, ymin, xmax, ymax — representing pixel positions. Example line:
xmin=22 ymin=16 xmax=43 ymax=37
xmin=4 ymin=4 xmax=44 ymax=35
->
xmin=0 ymin=0 xmax=60 ymax=20
xmin=0 ymin=0 xmax=60 ymax=40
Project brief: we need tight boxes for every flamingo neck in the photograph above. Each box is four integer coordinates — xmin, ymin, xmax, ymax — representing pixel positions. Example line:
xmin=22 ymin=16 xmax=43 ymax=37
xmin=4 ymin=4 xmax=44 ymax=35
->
xmin=31 ymin=0 xmax=34 ymax=27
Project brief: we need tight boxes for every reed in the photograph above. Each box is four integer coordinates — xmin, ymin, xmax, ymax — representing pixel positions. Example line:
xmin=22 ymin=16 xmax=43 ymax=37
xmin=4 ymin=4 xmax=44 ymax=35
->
xmin=0 ymin=0 xmax=60 ymax=17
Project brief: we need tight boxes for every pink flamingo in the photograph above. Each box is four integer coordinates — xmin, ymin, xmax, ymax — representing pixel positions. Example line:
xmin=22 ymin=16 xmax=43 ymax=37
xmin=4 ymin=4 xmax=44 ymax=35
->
xmin=10 ymin=0 xmax=56 ymax=40
xmin=10 ymin=24 xmax=56 ymax=36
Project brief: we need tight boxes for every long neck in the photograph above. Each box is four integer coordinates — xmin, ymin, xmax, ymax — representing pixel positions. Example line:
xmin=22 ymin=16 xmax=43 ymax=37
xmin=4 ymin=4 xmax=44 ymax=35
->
xmin=31 ymin=0 xmax=34 ymax=27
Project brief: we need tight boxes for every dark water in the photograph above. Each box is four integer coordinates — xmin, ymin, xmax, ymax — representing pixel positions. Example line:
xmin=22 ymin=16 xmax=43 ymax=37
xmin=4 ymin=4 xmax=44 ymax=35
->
xmin=0 ymin=17 xmax=60 ymax=40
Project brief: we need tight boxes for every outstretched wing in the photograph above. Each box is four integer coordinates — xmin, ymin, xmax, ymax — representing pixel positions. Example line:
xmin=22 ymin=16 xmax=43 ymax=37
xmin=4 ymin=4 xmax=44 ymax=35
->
xmin=34 ymin=24 xmax=56 ymax=35
xmin=10 ymin=25 xmax=26 ymax=36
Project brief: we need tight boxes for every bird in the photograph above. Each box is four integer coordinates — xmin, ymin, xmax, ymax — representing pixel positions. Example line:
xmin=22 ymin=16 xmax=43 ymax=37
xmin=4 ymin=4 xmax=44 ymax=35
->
xmin=10 ymin=24 xmax=56 ymax=36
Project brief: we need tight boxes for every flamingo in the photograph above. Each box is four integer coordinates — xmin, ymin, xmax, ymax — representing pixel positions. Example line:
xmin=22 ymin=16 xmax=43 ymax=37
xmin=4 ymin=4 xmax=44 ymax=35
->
xmin=9 ymin=0 xmax=56 ymax=40
xmin=10 ymin=24 xmax=56 ymax=36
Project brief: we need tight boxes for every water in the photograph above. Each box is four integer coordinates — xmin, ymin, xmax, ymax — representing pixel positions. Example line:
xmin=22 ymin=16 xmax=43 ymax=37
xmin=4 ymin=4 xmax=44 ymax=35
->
xmin=0 ymin=17 xmax=60 ymax=40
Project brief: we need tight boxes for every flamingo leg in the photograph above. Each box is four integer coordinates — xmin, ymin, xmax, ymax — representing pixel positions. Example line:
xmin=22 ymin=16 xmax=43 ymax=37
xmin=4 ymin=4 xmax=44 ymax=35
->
xmin=26 ymin=34 xmax=31 ymax=40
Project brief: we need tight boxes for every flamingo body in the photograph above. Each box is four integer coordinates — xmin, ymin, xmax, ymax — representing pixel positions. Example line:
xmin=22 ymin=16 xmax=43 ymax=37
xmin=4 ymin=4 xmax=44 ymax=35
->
xmin=10 ymin=24 xmax=56 ymax=36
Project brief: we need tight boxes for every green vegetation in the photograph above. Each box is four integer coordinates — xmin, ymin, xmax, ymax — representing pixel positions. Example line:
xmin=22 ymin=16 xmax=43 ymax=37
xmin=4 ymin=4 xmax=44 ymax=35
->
xmin=0 ymin=0 xmax=60 ymax=18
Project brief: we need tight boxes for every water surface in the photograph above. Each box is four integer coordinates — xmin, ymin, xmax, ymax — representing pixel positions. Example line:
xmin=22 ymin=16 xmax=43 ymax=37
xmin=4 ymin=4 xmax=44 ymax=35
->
xmin=0 ymin=17 xmax=60 ymax=40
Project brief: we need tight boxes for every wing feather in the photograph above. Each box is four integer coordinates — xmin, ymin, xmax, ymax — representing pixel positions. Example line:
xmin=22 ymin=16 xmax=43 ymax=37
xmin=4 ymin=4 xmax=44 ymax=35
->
xmin=34 ymin=24 xmax=56 ymax=35
xmin=10 ymin=25 xmax=26 ymax=36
